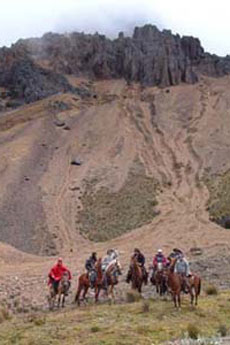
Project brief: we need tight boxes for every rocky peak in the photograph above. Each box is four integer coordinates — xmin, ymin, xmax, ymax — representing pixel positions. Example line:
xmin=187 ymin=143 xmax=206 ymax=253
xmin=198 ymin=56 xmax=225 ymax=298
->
xmin=1 ymin=24 xmax=230 ymax=106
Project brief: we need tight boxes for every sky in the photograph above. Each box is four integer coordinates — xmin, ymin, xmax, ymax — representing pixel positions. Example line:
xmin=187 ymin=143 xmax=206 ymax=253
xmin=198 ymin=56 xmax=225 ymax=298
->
xmin=0 ymin=0 xmax=230 ymax=56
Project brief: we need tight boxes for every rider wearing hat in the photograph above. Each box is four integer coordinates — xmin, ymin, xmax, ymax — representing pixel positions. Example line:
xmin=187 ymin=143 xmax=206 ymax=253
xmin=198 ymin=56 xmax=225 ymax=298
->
xmin=174 ymin=252 xmax=192 ymax=293
xmin=126 ymin=248 xmax=148 ymax=285
xmin=85 ymin=252 xmax=97 ymax=288
xmin=48 ymin=258 xmax=72 ymax=294
xmin=153 ymin=249 xmax=167 ymax=269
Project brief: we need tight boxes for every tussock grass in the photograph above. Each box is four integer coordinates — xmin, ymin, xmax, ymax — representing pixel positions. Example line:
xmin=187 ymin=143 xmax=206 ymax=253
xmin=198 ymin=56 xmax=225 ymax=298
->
xmin=217 ymin=324 xmax=228 ymax=337
xmin=187 ymin=323 xmax=200 ymax=339
xmin=205 ymin=284 xmax=218 ymax=295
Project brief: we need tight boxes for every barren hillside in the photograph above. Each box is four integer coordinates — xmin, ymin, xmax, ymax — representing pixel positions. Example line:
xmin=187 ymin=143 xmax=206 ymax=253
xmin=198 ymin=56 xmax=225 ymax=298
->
xmin=0 ymin=75 xmax=230 ymax=259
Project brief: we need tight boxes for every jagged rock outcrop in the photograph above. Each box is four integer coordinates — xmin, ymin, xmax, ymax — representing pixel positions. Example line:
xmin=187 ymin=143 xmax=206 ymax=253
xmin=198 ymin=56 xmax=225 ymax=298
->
xmin=0 ymin=46 xmax=90 ymax=105
xmin=16 ymin=24 xmax=230 ymax=88
xmin=1 ymin=24 xmax=230 ymax=105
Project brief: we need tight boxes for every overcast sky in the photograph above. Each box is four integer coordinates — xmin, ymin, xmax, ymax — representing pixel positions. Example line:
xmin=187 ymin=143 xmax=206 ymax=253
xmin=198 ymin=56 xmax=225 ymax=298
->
xmin=0 ymin=0 xmax=230 ymax=56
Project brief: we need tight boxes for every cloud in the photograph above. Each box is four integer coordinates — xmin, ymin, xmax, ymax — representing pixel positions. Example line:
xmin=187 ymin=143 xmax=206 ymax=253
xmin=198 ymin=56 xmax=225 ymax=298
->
xmin=0 ymin=0 xmax=230 ymax=56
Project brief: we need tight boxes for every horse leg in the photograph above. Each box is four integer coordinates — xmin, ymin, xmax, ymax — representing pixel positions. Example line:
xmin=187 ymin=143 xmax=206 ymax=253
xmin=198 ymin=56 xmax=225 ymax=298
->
xmin=195 ymin=278 xmax=201 ymax=306
xmin=62 ymin=294 xmax=65 ymax=308
xmin=190 ymin=288 xmax=194 ymax=306
xmin=138 ymin=283 xmax=142 ymax=294
xmin=95 ymin=285 xmax=101 ymax=303
xmin=83 ymin=286 xmax=89 ymax=303
xmin=57 ymin=292 xmax=61 ymax=308
xmin=108 ymin=285 xmax=115 ymax=303
xmin=172 ymin=293 xmax=177 ymax=308
xmin=156 ymin=281 xmax=159 ymax=294
xmin=195 ymin=290 xmax=198 ymax=306
xmin=178 ymin=292 xmax=181 ymax=309
xmin=75 ymin=285 xmax=82 ymax=306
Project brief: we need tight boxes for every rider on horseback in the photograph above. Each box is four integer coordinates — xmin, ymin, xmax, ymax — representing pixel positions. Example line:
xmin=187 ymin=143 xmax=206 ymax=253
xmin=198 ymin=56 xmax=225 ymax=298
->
xmin=102 ymin=249 xmax=119 ymax=288
xmin=126 ymin=248 xmax=148 ymax=285
xmin=174 ymin=253 xmax=191 ymax=293
xmin=153 ymin=249 xmax=167 ymax=271
xmin=174 ymin=253 xmax=191 ymax=276
xmin=48 ymin=258 xmax=72 ymax=294
xmin=168 ymin=248 xmax=183 ymax=262
xmin=85 ymin=252 xmax=97 ymax=289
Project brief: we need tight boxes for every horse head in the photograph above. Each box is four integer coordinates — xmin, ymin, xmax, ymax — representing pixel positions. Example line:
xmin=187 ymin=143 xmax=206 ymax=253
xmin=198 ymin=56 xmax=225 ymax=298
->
xmin=112 ymin=259 xmax=122 ymax=276
xmin=169 ymin=257 xmax=177 ymax=273
xmin=60 ymin=272 xmax=70 ymax=292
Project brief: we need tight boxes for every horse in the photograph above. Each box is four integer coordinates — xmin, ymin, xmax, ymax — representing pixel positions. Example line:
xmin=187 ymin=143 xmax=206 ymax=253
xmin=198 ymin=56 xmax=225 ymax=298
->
xmin=100 ymin=259 xmax=122 ymax=301
xmin=152 ymin=262 xmax=168 ymax=296
xmin=166 ymin=258 xmax=201 ymax=308
xmin=57 ymin=272 xmax=71 ymax=308
xmin=129 ymin=256 xmax=145 ymax=293
xmin=166 ymin=257 xmax=182 ymax=308
xmin=75 ymin=258 xmax=103 ymax=306
xmin=187 ymin=273 xmax=201 ymax=306
xmin=48 ymin=272 xmax=70 ymax=310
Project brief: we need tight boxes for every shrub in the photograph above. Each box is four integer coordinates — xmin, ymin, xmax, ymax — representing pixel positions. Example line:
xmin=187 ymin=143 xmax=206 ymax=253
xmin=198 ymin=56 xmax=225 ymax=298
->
xmin=0 ymin=306 xmax=12 ymax=322
xmin=205 ymin=284 xmax=218 ymax=295
xmin=141 ymin=300 xmax=150 ymax=313
xmin=187 ymin=323 xmax=200 ymax=339
xmin=217 ymin=324 xmax=228 ymax=337
xmin=126 ymin=290 xmax=141 ymax=303
xmin=91 ymin=326 xmax=100 ymax=333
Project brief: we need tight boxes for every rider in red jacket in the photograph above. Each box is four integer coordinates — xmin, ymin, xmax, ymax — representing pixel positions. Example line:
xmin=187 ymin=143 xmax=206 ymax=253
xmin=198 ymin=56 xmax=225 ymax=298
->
xmin=48 ymin=258 xmax=72 ymax=293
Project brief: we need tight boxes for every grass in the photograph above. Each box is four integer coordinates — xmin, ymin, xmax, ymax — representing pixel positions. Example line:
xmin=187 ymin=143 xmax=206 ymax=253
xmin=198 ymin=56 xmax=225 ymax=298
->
xmin=78 ymin=160 xmax=159 ymax=241
xmin=1 ymin=291 xmax=230 ymax=345
xmin=204 ymin=171 xmax=230 ymax=224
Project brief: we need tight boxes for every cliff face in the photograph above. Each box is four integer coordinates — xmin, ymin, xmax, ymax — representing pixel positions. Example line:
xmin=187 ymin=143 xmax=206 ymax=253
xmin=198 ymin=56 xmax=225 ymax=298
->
xmin=17 ymin=24 xmax=230 ymax=87
xmin=1 ymin=24 xmax=230 ymax=106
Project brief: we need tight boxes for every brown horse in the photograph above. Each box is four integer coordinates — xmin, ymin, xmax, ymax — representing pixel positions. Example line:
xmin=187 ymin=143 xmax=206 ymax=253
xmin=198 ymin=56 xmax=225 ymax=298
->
xmin=100 ymin=260 xmax=122 ymax=301
xmin=166 ymin=258 xmax=201 ymax=308
xmin=75 ymin=258 xmax=103 ymax=306
xmin=150 ymin=262 xmax=168 ymax=296
xmin=166 ymin=258 xmax=182 ymax=308
xmin=129 ymin=256 xmax=145 ymax=293
xmin=155 ymin=265 xmax=168 ymax=296
xmin=187 ymin=274 xmax=201 ymax=306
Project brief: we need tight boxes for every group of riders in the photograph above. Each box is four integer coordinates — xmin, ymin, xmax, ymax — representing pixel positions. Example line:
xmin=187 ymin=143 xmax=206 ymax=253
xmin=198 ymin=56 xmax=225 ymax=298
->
xmin=48 ymin=247 xmax=192 ymax=296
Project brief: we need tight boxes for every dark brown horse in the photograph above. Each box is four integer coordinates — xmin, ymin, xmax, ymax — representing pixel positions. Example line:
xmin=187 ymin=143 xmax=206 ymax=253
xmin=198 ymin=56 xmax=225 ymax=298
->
xmin=75 ymin=258 xmax=103 ymax=305
xmin=155 ymin=266 xmax=168 ymax=296
xmin=129 ymin=256 xmax=145 ymax=293
xmin=151 ymin=262 xmax=168 ymax=296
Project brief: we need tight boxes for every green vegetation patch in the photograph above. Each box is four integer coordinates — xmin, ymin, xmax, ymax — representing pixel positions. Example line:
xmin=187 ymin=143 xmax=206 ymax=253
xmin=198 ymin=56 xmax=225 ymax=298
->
xmin=204 ymin=170 xmax=230 ymax=224
xmin=78 ymin=161 xmax=159 ymax=241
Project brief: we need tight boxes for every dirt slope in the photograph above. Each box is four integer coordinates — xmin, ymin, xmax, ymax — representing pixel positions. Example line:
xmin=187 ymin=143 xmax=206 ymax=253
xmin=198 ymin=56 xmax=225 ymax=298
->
xmin=0 ymin=76 xmax=230 ymax=260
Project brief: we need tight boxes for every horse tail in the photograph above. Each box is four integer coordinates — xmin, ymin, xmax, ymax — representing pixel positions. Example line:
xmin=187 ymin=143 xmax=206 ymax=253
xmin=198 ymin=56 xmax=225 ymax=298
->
xmin=75 ymin=286 xmax=80 ymax=303
xmin=75 ymin=276 xmax=83 ymax=304
xmin=197 ymin=277 xmax=201 ymax=296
